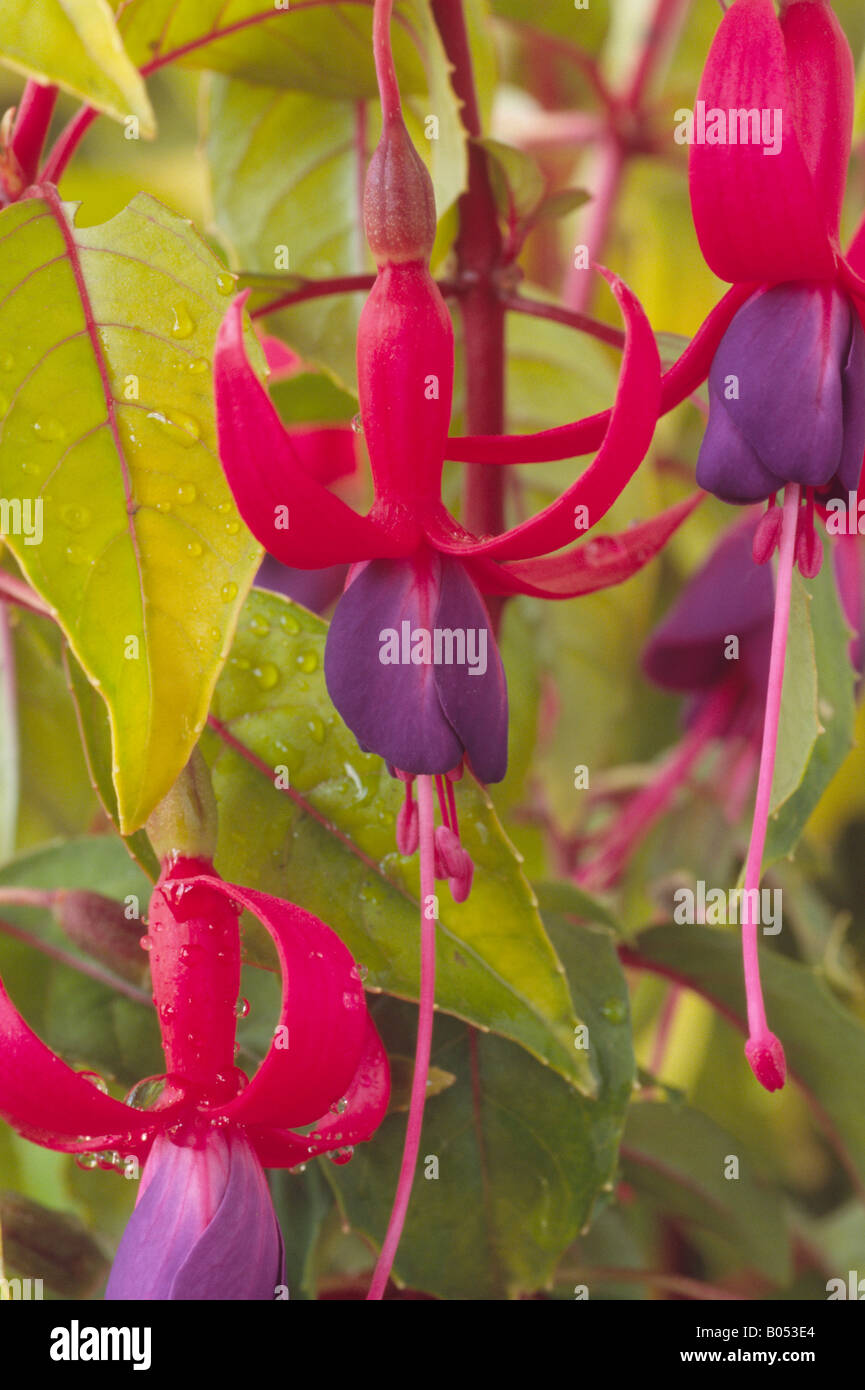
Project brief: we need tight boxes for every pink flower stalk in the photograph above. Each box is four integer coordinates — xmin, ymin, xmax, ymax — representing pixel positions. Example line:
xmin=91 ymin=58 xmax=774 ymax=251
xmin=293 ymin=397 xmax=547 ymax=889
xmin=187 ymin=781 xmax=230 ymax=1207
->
xmin=0 ymin=855 xmax=389 ymax=1299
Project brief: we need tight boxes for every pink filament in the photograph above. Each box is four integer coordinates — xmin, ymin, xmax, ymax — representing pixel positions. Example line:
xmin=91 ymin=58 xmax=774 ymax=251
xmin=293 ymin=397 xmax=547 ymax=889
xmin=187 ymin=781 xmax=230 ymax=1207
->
xmin=367 ymin=773 xmax=436 ymax=1299
xmin=741 ymin=482 xmax=799 ymax=1043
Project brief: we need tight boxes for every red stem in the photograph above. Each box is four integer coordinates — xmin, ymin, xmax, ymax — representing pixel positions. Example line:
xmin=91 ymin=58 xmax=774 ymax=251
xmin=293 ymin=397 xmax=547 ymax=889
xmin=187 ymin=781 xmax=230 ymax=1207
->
xmin=367 ymin=774 xmax=436 ymax=1299
xmin=0 ymin=571 xmax=52 ymax=617
xmin=10 ymin=81 xmax=58 ymax=186
xmin=501 ymin=293 xmax=625 ymax=351
xmin=431 ymin=0 xmax=506 ymax=539
xmin=40 ymin=105 xmax=97 ymax=185
xmin=249 ymin=274 xmax=377 ymax=319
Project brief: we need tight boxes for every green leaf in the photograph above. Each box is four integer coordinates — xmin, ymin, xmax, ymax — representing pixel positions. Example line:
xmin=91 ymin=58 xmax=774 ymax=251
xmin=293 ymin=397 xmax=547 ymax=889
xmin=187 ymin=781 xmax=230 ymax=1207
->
xmin=13 ymin=611 xmax=98 ymax=851
xmin=63 ymin=646 xmax=159 ymax=879
xmin=478 ymin=137 xmax=546 ymax=224
xmin=120 ymin=0 xmax=459 ymax=114
xmin=0 ymin=0 xmax=154 ymax=134
xmin=268 ymin=1163 xmax=333 ymax=1302
xmin=765 ymin=559 xmax=856 ymax=867
xmin=201 ymin=585 xmax=594 ymax=1094
xmin=532 ymin=186 xmax=591 ymax=225
xmin=622 ymin=1100 xmax=791 ymax=1284
xmin=490 ymin=0 xmax=608 ymax=49
xmin=0 ymin=192 xmax=263 ymax=833
xmin=633 ymin=923 xmax=865 ymax=1193
xmin=326 ymin=897 xmax=633 ymax=1298
xmin=0 ymin=605 xmax=19 ymax=863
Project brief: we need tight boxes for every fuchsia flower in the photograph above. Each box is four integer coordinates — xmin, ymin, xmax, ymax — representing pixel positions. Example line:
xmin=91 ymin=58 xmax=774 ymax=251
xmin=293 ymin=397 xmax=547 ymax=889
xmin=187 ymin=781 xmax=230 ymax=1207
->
xmin=214 ymin=72 xmax=694 ymax=901
xmin=0 ymin=856 xmax=389 ymax=1299
xmin=679 ymin=0 xmax=865 ymax=1090
xmin=449 ymin=0 xmax=865 ymax=1092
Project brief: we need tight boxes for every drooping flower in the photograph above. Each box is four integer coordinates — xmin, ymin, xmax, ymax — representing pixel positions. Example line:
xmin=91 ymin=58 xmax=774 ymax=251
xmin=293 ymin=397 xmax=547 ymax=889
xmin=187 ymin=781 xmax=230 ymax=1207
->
xmin=0 ymin=855 xmax=389 ymax=1300
xmin=580 ymin=517 xmax=774 ymax=891
xmin=448 ymin=0 xmax=865 ymax=1093
xmin=214 ymin=114 xmax=691 ymax=898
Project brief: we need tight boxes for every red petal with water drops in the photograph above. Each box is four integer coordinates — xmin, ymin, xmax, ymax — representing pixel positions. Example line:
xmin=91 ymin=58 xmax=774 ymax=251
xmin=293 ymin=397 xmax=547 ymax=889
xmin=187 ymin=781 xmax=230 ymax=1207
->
xmin=430 ymin=270 xmax=661 ymax=561
xmin=251 ymin=1017 xmax=390 ymax=1168
xmin=215 ymin=294 xmax=407 ymax=566
xmin=689 ymin=0 xmax=844 ymax=283
xmin=0 ymin=975 xmax=156 ymax=1153
xmin=148 ymin=858 xmax=241 ymax=1090
xmin=187 ymin=878 xmax=369 ymax=1129
xmin=477 ymin=495 xmax=701 ymax=598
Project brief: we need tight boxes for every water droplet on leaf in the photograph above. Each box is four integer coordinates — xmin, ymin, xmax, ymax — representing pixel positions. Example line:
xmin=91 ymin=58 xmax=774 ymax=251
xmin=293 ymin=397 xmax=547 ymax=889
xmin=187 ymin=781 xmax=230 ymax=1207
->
xmin=601 ymin=997 xmax=627 ymax=1024
xmin=33 ymin=416 xmax=65 ymax=442
xmin=254 ymin=662 xmax=279 ymax=690
xmin=170 ymin=302 xmax=195 ymax=339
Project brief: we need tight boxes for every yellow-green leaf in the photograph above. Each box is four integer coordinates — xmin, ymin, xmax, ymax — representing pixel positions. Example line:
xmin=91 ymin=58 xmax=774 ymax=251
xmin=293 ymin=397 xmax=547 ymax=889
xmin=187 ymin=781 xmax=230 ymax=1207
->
xmin=0 ymin=0 xmax=154 ymax=135
xmin=0 ymin=191 xmax=262 ymax=833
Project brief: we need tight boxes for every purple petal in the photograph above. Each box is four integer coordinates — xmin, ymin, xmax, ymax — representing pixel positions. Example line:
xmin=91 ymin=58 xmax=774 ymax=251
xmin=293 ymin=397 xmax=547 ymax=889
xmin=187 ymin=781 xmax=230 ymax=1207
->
xmin=432 ymin=559 xmax=508 ymax=784
xmin=699 ymin=284 xmax=865 ymax=503
xmin=324 ymin=554 xmax=463 ymax=774
xmin=642 ymin=518 xmax=774 ymax=699
xmin=256 ymin=554 xmax=348 ymax=615
xmin=839 ymin=310 xmax=865 ymax=493
xmin=106 ymin=1130 xmax=284 ymax=1301
xmin=696 ymin=383 xmax=779 ymax=504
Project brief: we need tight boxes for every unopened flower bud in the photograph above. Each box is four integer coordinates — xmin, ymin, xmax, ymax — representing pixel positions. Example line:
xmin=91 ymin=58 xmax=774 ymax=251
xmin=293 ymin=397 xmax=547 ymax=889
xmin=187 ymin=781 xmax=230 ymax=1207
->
xmin=363 ymin=117 xmax=436 ymax=265
xmin=0 ymin=1191 xmax=108 ymax=1296
xmin=53 ymin=890 xmax=148 ymax=984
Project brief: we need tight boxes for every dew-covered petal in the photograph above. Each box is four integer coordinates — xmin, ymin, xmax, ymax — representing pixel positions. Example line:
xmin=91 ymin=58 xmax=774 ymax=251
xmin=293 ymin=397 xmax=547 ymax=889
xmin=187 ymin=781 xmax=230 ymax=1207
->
xmin=0 ymin=975 xmax=154 ymax=1154
xmin=252 ymin=1016 xmax=390 ymax=1168
xmin=183 ymin=878 xmax=368 ymax=1130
